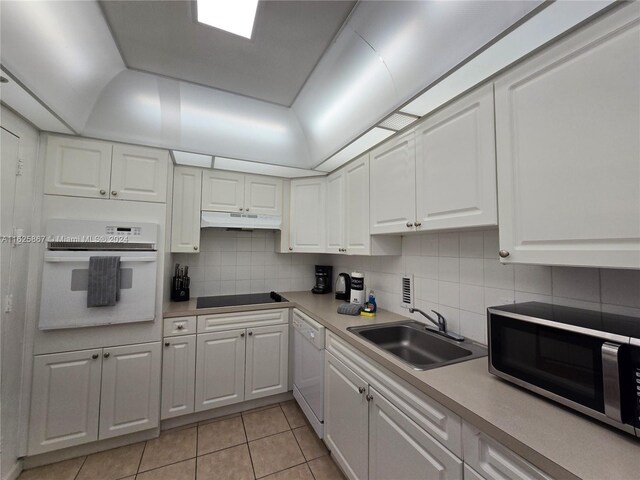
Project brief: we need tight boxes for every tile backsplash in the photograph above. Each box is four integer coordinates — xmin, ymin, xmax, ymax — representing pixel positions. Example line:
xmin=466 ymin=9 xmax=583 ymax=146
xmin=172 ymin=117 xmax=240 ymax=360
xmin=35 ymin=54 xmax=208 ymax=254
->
xmin=325 ymin=229 xmax=640 ymax=345
xmin=171 ymin=229 xmax=320 ymax=297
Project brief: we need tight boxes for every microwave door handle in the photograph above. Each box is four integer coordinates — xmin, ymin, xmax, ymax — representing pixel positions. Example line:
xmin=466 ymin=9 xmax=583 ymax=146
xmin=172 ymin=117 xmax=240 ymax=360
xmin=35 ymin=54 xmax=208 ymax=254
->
xmin=602 ymin=342 xmax=622 ymax=423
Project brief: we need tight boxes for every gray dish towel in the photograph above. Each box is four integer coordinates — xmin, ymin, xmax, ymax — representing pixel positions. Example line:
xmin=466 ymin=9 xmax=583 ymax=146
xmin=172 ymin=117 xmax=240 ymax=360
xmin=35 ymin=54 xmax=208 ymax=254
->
xmin=87 ymin=256 xmax=121 ymax=307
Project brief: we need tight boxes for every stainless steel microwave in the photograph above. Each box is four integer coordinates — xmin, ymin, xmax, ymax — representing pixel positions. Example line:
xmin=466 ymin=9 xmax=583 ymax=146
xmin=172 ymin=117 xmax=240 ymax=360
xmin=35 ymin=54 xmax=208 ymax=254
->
xmin=488 ymin=302 xmax=640 ymax=437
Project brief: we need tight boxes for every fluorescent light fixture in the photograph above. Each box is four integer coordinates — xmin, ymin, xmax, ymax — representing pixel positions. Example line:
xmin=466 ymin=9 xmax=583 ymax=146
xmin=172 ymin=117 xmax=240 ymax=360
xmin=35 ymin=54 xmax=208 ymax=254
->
xmin=214 ymin=157 xmax=324 ymax=178
xmin=377 ymin=112 xmax=420 ymax=132
xmin=400 ymin=1 xmax=614 ymax=116
xmin=172 ymin=150 xmax=213 ymax=168
xmin=197 ymin=0 xmax=259 ymax=39
xmin=315 ymin=128 xmax=394 ymax=172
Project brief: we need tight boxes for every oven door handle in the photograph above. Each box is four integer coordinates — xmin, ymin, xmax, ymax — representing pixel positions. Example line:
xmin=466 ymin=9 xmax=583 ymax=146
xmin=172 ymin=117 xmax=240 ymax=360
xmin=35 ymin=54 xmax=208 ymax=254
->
xmin=602 ymin=342 xmax=622 ymax=423
xmin=45 ymin=256 xmax=157 ymax=263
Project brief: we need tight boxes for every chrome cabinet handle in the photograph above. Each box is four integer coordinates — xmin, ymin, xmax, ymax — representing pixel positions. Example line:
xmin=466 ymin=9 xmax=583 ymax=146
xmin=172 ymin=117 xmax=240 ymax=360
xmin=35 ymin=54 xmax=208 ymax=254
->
xmin=415 ymin=221 xmax=422 ymax=227
xmin=406 ymin=222 xmax=414 ymax=228
xmin=99 ymin=189 xmax=106 ymax=195
xmin=366 ymin=394 xmax=373 ymax=402
xmin=103 ymin=352 xmax=110 ymax=358
xmin=165 ymin=342 xmax=170 ymax=347
xmin=248 ymin=331 xmax=253 ymax=336
xmin=240 ymin=332 xmax=245 ymax=337
xmin=288 ymin=247 xmax=293 ymax=251
xmin=177 ymin=324 xmax=184 ymax=330
xmin=246 ymin=208 xmax=249 ymax=212
xmin=239 ymin=208 xmax=244 ymax=211
xmin=193 ymin=245 xmax=198 ymax=251
xmin=111 ymin=191 xmax=117 ymax=196
xmin=92 ymin=353 xmax=99 ymax=360
xmin=358 ymin=386 xmax=365 ymax=394
xmin=499 ymin=249 xmax=510 ymax=258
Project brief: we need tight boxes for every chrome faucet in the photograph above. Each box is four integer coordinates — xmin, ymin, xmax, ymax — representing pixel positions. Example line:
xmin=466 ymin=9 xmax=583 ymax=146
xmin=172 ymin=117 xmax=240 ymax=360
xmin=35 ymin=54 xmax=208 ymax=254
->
xmin=408 ymin=308 xmax=465 ymax=341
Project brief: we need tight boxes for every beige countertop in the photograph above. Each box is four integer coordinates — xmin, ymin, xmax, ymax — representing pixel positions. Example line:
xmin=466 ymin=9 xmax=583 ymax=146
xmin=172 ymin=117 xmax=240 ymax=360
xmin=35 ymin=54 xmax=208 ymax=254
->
xmin=165 ymin=291 xmax=640 ymax=480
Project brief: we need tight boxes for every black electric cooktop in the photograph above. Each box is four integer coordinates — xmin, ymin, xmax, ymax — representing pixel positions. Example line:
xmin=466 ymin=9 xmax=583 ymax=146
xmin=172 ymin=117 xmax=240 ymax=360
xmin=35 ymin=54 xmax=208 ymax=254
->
xmin=196 ymin=291 xmax=287 ymax=309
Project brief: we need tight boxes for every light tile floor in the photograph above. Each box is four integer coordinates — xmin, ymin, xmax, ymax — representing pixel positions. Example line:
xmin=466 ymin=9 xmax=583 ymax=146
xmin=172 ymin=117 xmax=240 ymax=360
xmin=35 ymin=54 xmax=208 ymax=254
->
xmin=18 ymin=401 xmax=346 ymax=480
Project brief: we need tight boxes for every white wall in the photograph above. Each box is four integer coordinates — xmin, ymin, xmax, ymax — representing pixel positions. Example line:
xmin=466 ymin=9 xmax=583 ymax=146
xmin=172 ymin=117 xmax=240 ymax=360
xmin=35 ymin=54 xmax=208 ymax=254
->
xmin=324 ymin=229 xmax=640 ymax=345
xmin=0 ymin=106 xmax=41 ymax=480
xmin=171 ymin=229 xmax=320 ymax=297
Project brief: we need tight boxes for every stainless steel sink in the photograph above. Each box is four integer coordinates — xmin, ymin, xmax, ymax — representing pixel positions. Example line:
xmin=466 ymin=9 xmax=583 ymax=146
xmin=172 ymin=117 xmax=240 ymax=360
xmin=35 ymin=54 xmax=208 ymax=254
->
xmin=347 ymin=321 xmax=487 ymax=370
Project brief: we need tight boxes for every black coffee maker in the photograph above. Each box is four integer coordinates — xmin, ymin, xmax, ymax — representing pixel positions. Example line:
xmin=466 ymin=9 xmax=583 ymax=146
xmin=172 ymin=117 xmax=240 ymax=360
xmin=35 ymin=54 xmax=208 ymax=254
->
xmin=312 ymin=265 xmax=333 ymax=294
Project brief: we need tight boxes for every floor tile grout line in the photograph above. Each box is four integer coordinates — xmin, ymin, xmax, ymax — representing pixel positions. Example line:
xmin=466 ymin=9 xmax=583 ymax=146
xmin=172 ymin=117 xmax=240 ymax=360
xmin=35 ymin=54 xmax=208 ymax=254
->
xmin=240 ymin=410 xmax=258 ymax=479
xmin=73 ymin=455 xmax=88 ymax=480
xmin=135 ymin=441 xmax=148 ymax=475
xmin=307 ymin=460 xmax=319 ymax=480
xmin=254 ymin=459 xmax=308 ymax=480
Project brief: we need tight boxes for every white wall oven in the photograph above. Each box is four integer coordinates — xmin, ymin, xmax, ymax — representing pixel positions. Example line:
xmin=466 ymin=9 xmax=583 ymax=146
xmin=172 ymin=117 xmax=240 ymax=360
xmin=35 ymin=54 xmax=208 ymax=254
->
xmin=39 ymin=219 xmax=158 ymax=329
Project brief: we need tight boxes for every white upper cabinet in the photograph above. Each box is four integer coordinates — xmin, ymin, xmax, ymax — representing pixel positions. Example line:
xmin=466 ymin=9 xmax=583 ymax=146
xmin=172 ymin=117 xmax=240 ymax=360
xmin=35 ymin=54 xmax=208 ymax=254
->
xmin=99 ymin=342 xmax=161 ymax=440
xmin=202 ymin=170 xmax=245 ymax=212
xmin=244 ymin=174 xmax=283 ymax=215
xmin=326 ymin=169 xmax=346 ymax=254
xmin=290 ymin=177 xmax=326 ymax=252
xmin=171 ymin=167 xmax=202 ymax=253
xmin=494 ymin=4 xmax=640 ymax=268
xmin=44 ymin=136 xmax=169 ymax=202
xmin=370 ymin=131 xmax=417 ymax=234
xmin=202 ymin=171 xmax=283 ymax=215
xmin=326 ymin=154 xmax=401 ymax=256
xmin=415 ymin=84 xmax=497 ymax=231
xmin=44 ymin=136 xmax=112 ymax=199
xmin=110 ymin=144 xmax=169 ymax=203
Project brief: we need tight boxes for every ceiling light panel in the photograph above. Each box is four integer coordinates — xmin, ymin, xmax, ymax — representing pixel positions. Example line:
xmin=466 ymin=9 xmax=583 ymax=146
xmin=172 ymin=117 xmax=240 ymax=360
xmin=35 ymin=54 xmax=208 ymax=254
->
xmin=197 ymin=0 xmax=258 ymax=39
xmin=377 ymin=112 xmax=419 ymax=131
xmin=315 ymin=127 xmax=394 ymax=172
xmin=172 ymin=150 xmax=213 ymax=168
xmin=214 ymin=157 xmax=324 ymax=178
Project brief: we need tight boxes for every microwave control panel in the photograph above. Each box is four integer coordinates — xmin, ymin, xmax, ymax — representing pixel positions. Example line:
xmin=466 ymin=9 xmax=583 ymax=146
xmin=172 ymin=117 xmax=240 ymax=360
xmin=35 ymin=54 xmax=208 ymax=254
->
xmin=633 ymin=346 xmax=640 ymax=430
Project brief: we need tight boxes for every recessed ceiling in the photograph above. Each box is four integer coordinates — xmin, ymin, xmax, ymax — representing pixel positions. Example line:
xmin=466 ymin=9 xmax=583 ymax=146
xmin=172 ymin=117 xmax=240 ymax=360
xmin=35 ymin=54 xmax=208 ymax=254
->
xmin=99 ymin=0 xmax=355 ymax=106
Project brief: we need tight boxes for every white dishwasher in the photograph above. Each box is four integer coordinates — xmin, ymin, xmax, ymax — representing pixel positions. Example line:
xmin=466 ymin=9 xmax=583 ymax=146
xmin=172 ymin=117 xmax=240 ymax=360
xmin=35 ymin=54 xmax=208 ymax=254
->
xmin=292 ymin=309 xmax=325 ymax=438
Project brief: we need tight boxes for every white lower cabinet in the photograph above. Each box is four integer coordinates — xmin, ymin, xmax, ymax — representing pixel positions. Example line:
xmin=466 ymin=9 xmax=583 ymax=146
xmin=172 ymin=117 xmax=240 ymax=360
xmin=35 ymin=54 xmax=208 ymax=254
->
xmin=462 ymin=423 xmax=552 ymax=480
xmin=161 ymin=335 xmax=196 ymax=419
xmin=29 ymin=342 xmax=161 ymax=454
xmin=99 ymin=343 xmax=161 ymax=439
xmin=324 ymin=351 xmax=369 ymax=480
xmin=195 ymin=329 xmax=246 ymax=411
xmin=324 ymin=349 xmax=462 ymax=480
xmin=29 ymin=349 xmax=103 ymax=454
xmin=369 ymin=386 xmax=462 ymax=480
xmin=245 ymin=324 xmax=289 ymax=401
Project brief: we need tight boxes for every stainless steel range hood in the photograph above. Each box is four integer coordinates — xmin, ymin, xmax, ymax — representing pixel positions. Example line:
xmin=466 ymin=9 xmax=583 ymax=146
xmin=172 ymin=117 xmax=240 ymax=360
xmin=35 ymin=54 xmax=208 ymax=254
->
xmin=201 ymin=211 xmax=282 ymax=230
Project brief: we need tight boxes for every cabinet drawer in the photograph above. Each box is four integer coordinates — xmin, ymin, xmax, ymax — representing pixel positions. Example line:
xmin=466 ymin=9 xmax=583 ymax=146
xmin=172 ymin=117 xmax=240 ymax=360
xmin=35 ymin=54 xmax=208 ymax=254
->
xmin=197 ymin=308 xmax=288 ymax=333
xmin=326 ymin=331 xmax=462 ymax=457
xmin=164 ymin=316 xmax=197 ymax=336
xmin=462 ymin=423 xmax=553 ymax=480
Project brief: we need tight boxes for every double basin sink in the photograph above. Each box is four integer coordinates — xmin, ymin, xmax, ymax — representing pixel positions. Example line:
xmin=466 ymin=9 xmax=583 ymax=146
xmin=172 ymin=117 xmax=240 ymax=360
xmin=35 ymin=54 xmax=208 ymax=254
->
xmin=347 ymin=320 xmax=487 ymax=371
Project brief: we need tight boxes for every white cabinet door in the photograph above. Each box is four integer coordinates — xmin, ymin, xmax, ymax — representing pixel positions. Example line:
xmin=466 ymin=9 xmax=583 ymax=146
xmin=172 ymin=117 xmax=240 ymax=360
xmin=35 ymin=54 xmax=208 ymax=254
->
xmin=494 ymin=5 xmax=640 ymax=268
xmin=28 ymin=349 xmax=102 ymax=454
xmin=326 ymin=169 xmax=346 ymax=254
xmin=202 ymin=170 xmax=245 ymax=212
xmin=171 ymin=167 xmax=202 ymax=253
xmin=161 ymin=335 xmax=196 ymax=420
xmin=415 ymin=84 xmax=497 ymax=231
xmin=324 ymin=351 xmax=369 ymax=480
xmin=462 ymin=423 xmax=552 ymax=480
xmin=244 ymin=174 xmax=283 ymax=215
xmin=99 ymin=342 xmax=161 ymax=439
xmin=290 ymin=177 xmax=326 ymax=252
xmin=369 ymin=387 xmax=462 ymax=480
xmin=344 ymin=154 xmax=370 ymax=255
xmin=44 ymin=136 xmax=112 ymax=199
xmin=195 ymin=329 xmax=246 ymax=411
xmin=245 ymin=324 xmax=289 ymax=401
xmin=464 ymin=465 xmax=486 ymax=480
xmin=370 ymin=131 xmax=416 ymax=234
xmin=110 ymin=144 xmax=169 ymax=203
